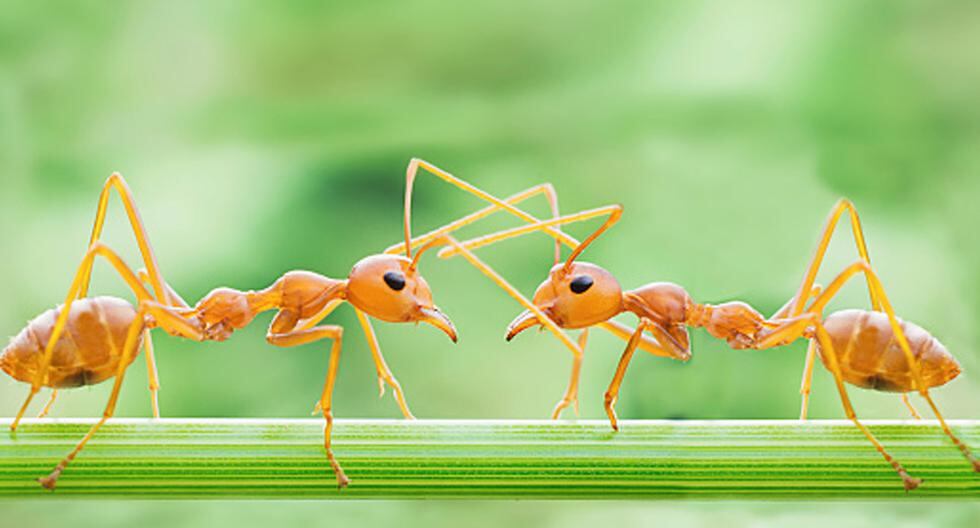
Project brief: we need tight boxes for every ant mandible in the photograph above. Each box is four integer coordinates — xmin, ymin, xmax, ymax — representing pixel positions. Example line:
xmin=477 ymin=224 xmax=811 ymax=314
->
xmin=441 ymin=198 xmax=978 ymax=490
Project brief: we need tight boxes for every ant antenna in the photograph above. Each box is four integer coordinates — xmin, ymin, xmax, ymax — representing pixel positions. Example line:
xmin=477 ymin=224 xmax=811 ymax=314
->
xmin=561 ymin=205 xmax=623 ymax=274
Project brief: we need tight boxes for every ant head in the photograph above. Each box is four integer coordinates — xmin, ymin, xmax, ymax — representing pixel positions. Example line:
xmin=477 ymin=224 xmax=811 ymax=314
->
xmin=507 ymin=261 xmax=623 ymax=340
xmin=346 ymin=254 xmax=457 ymax=342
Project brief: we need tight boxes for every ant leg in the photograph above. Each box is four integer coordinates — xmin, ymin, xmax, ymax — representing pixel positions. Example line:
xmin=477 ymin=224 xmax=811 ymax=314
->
xmin=788 ymin=199 xmax=879 ymax=317
xmin=812 ymin=320 xmax=922 ymax=491
xmin=603 ymin=319 xmax=655 ymax=431
xmin=397 ymin=159 xmax=575 ymax=258
xmin=37 ymin=308 xmax=148 ymax=490
xmin=144 ymin=330 xmax=161 ymax=418
xmin=11 ymin=243 xmax=155 ymax=431
xmin=438 ymin=205 xmax=623 ymax=260
xmin=596 ymin=321 xmax=680 ymax=359
xmin=799 ymin=340 xmax=817 ymax=420
xmin=267 ymin=324 xmax=350 ymax=488
xmin=36 ymin=391 xmax=58 ymax=419
xmin=772 ymin=284 xmax=823 ymax=320
xmin=855 ymin=270 xmax=980 ymax=471
xmin=353 ymin=308 xmax=415 ymax=420
xmin=553 ymin=329 xmax=590 ymax=417
xmin=138 ymin=268 xmax=189 ymax=309
xmin=443 ymin=237 xmax=584 ymax=419
xmin=919 ymin=392 xmax=980 ymax=471
xmin=77 ymin=174 xmax=174 ymax=305
xmin=386 ymin=182 xmax=570 ymax=261
xmin=800 ymin=260 xmax=979 ymax=470
xmin=901 ymin=394 xmax=922 ymax=420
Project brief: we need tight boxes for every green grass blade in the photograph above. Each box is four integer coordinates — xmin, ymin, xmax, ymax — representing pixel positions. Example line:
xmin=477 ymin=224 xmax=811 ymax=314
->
xmin=0 ymin=419 xmax=977 ymax=499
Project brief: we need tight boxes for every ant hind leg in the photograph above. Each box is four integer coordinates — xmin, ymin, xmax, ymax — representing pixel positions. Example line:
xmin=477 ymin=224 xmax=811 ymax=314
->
xmin=813 ymin=321 xmax=921 ymax=490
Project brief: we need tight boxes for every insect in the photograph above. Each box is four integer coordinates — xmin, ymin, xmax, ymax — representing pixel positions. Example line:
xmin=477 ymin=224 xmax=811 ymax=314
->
xmin=442 ymin=198 xmax=979 ymax=490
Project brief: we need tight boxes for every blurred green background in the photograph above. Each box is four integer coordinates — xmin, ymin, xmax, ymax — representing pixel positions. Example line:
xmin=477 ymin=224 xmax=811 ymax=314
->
xmin=1 ymin=0 xmax=978 ymax=525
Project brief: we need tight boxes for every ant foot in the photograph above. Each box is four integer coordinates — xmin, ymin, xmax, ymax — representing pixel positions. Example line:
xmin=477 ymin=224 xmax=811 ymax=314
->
xmin=37 ymin=469 xmax=62 ymax=491
xmin=550 ymin=399 xmax=574 ymax=420
xmin=900 ymin=471 xmax=922 ymax=492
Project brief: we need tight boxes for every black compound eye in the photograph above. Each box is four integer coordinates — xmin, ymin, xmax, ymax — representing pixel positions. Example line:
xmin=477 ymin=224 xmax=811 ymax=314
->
xmin=383 ymin=271 xmax=406 ymax=291
xmin=569 ymin=275 xmax=594 ymax=294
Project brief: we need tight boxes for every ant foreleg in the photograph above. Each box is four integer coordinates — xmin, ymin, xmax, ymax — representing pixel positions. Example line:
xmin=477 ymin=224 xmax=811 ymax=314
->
xmin=353 ymin=308 xmax=415 ymax=419
xmin=552 ymin=329 xmax=590 ymax=419
xmin=398 ymin=159 xmax=575 ymax=259
xmin=387 ymin=182 xmax=569 ymax=263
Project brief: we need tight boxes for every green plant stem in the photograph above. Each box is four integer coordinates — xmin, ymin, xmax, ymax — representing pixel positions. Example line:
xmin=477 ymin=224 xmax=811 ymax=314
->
xmin=0 ymin=419 xmax=977 ymax=499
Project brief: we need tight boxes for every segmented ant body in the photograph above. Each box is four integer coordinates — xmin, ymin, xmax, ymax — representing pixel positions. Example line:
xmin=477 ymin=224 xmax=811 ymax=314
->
xmin=443 ymin=198 xmax=977 ymax=490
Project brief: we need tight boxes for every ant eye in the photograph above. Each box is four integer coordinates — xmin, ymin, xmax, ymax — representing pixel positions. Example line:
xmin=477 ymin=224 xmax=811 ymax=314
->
xmin=383 ymin=271 xmax=406 ymax=291
xmin=569 ymin=275 xmax=594 ymax=294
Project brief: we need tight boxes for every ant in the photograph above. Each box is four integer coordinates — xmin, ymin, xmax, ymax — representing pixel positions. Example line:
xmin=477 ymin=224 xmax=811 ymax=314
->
xmin=1 ymin=160 xmax=626 ymax=490
xmin=440 ymin=198 xmax=978 ymax=490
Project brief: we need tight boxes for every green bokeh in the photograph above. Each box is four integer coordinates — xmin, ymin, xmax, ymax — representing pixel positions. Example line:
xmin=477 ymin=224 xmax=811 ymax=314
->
xmin=1 ymin=0 xmax=978 ymax=524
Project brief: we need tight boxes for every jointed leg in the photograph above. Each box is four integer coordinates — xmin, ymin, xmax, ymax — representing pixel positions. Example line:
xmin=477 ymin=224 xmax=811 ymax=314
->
xmin=267 ymin=324 xmax=350 ymax=488
xmin=783 ymin=260 xmax=977 ymax=472
xmin=813 ymin=321 xmax=921 ymax=490
xmin=12 ymin=243 xmax=155 ymax=431
xmin=597 ymin=321 xmax=681 ymax=359
xmin=77 ymin=173 xmax=173 ymax=305
xmin=788 ymin=199 xmax=880 ymax=317
xmin=604 ymin=319 xmax=653 ymax=431
xmin=37 ymin=309 xmax=148 ymax=490
xmin=919 ymin=392 xmax=980 ymax=471
xmin=354 ymin=308 xmax=414 ymax=419
xmin=386 ymin=182 xmax=569 ymax=263
xmin=552 ymin=329 xmax=589 ymax=418
xmin=138 ymin=268 xmax=189 ymax=309
xmin=799 ymin=339 xmax=817 ymax=420
xmin=36 ymin=391 xmax=58 ymax=419
xmin=772 ymin=285 xmax=823 ymax=320
xmin=144 ymin=330 xmax=161 ymax=418
xmin=901 ymin=393 xmax=922 ymax=420
xmin=437 ymin=205 xmax=624 ymax=260
xmin=397 ymin=158 xmax=576 ymax=258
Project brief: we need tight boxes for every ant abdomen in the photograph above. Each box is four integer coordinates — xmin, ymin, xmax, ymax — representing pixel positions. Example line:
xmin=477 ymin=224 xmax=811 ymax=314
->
xmin=817 ymin=309 xmax=961 ymax=393
xmin=1 ymin=297 xmax=143 ymax=388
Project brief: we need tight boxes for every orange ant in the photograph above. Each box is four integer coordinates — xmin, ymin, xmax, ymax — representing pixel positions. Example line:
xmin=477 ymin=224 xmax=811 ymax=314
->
xmin=440 ymin=198 xmax=978 ymax=490
xmin=2 ymin=160 xmax=639 ymax=490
